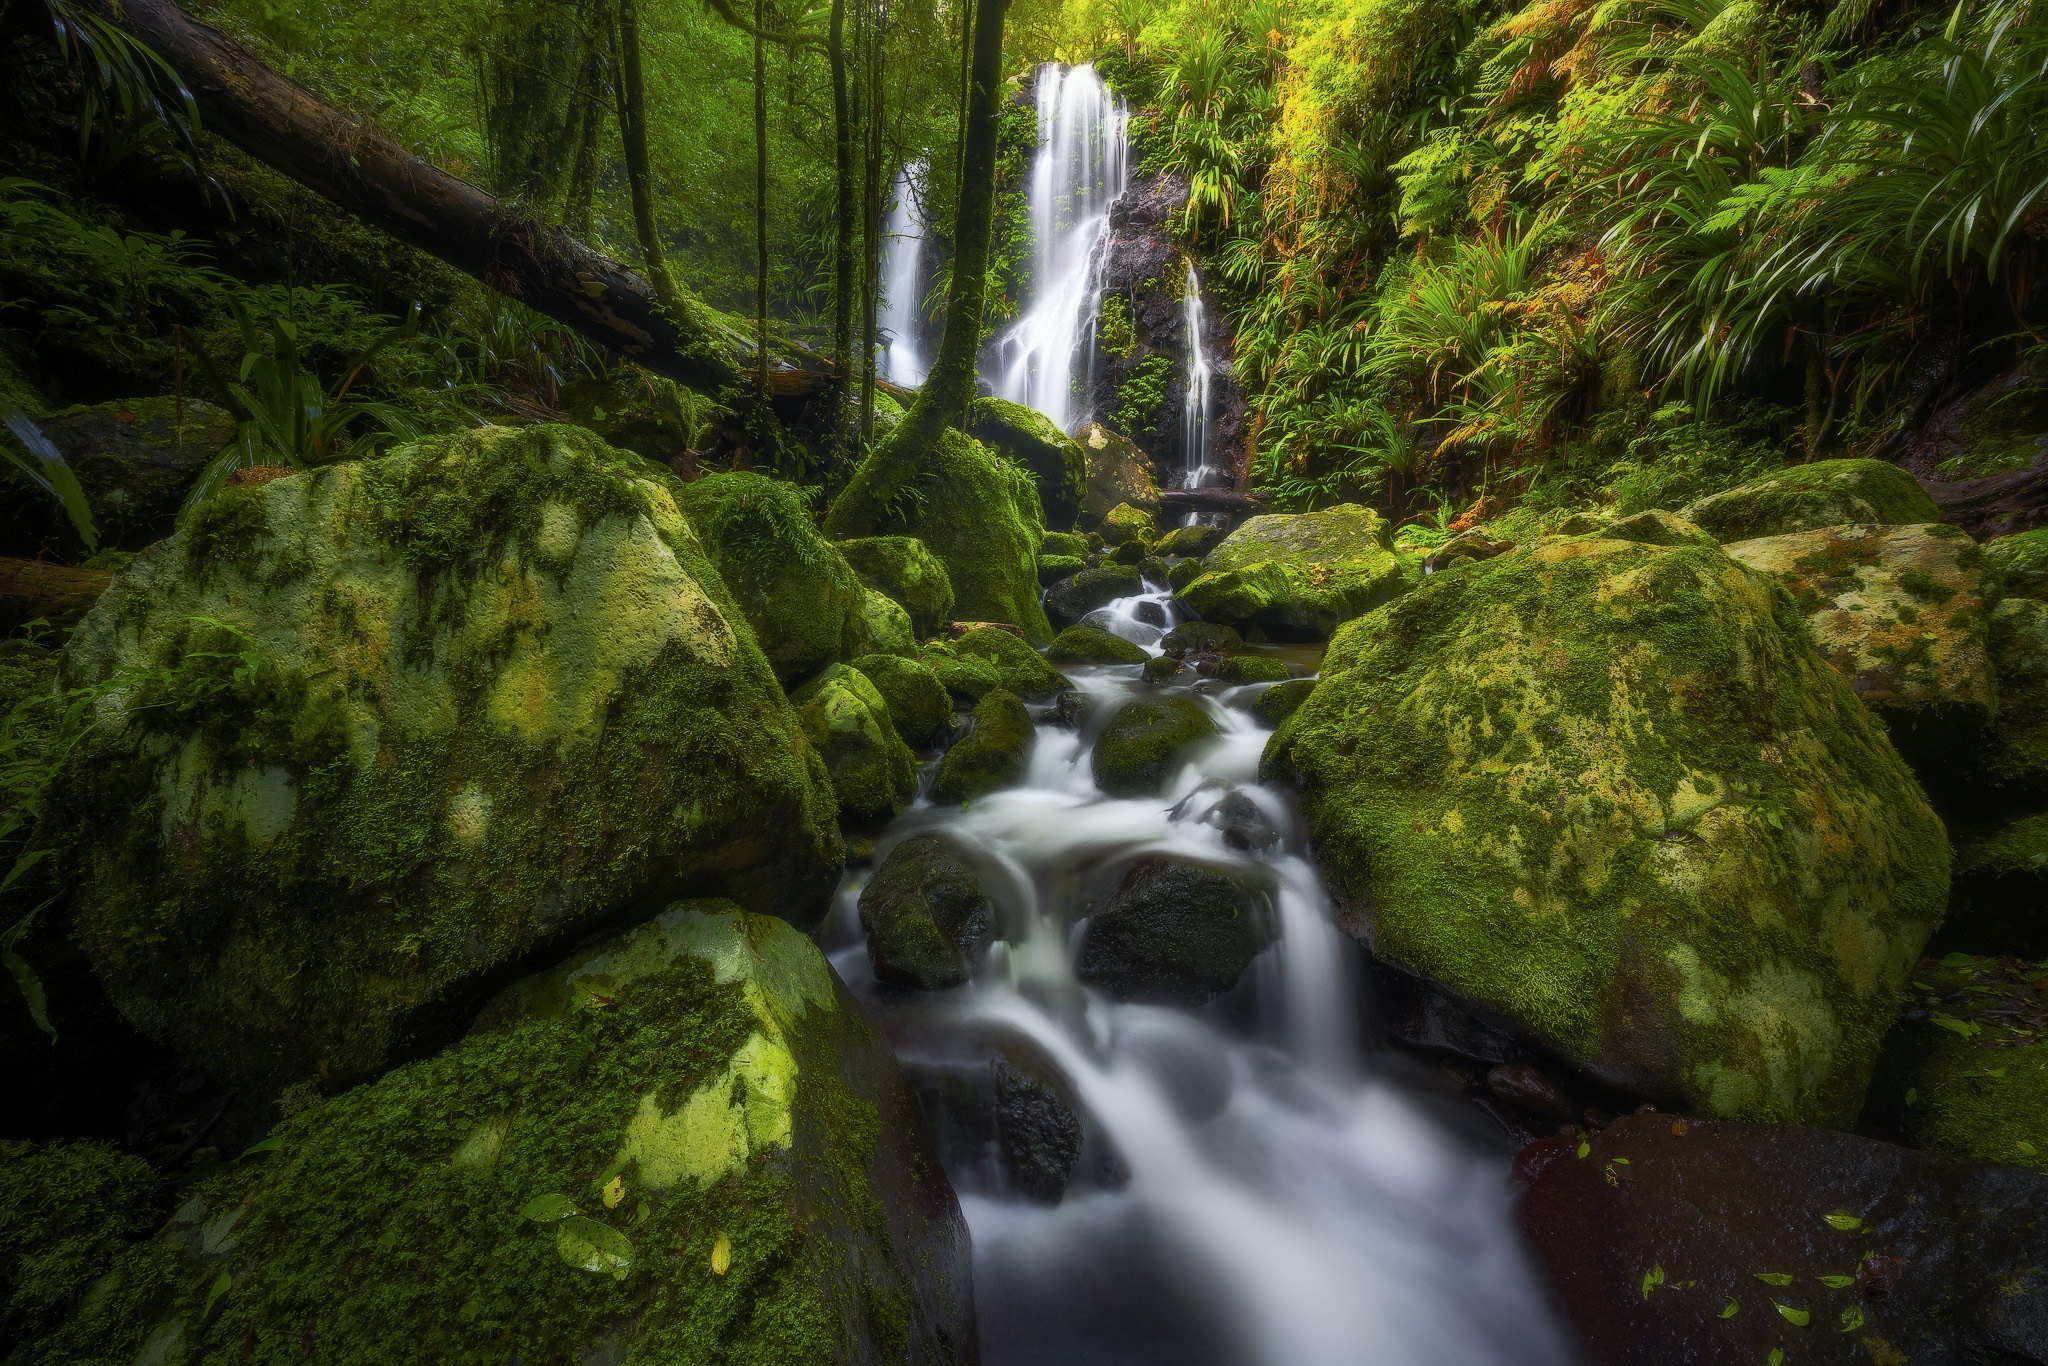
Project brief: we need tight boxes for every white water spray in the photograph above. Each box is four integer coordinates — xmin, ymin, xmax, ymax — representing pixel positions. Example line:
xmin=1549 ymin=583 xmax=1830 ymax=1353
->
xmin=878 ymin=161 xmax=928 ymax=385
xmin=1180 ymin=266 xmax=1213 ymax=487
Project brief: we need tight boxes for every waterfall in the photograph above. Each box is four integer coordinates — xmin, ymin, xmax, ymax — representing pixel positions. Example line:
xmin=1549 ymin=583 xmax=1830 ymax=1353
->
xmin=992 ymin=63 xmax=1128 ymax=432
xmin=1180 ymin=267 xmax=1214 ymax=487
xmin=878 ymin=161 xmax=928 ymax=386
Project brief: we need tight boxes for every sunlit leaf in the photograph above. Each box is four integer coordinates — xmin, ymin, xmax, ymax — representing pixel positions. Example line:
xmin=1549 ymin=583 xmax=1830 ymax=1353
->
xmin=1824 ymin=1211 xmax=1863 ymax=1231
xmin=1642 ymin=1265 xmax=1665 ymax=1299
xmin=1819 ymin=1275 xmax=1857 ymax=1288
xmin=520 ymin=1193 xmax=578 ymax=1223
xmin=1720 ymin=1297 xmax=1740 ymax=1318
xmin=711 ymin=1231 xmax=732 ymax=1276
xmin=603 ymin=1175 xmax=625 ymax=1209
xmin=1776 ymin=1303 xmax=1809 ymax=1327
xmin=556 ymin=1216 xmax=633 ymax=1280
xmin=1841 ymin=1304 xmax=1865 ymax=1331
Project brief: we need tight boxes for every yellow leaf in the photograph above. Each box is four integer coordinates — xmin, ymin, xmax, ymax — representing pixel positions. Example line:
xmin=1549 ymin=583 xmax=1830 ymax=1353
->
xmin=603 ymin=1174 xmax=625 ymax=1209
xmin=711 ymin=1232 xmax=732 ymax=1276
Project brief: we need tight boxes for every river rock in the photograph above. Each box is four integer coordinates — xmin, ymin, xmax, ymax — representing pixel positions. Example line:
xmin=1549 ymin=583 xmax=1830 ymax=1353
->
xmin=1154 ymin=523 xmax=1226 ymax=558
xmin=1243 ymin=677 xmax=1315 ymax=728
xmin=1485 ymin=1061 xmax=1579 ymax=1123
xmin=1422 ymin=529 xmax=1511 ymax=572
xmin=889 ymin=428 xmax=1054 ymax=644
xmin=1038 ymin=554 xmax=1086 ymax=586
xmin=1724 ymin=522 xmax=1995 ymax=747
xmin=850 ymin=653 xmax=954 ymax=748
xmin=1142 ymin=655 xmax=1182 ymax=684
xmin=1198 ymin=788 xmax=1282 ymax=852
xmin=1516 ymin=1112 xmax=2048 ymax=1363
xmin=1678 ymin=457 xmax=1941 ymax=542
xmin=0 ymin=397 xmax=235 ymax=555
xmin=926 ymin=625 xmax=1071 ymax=702
xmin=1987 ymin=527 xmax=2048 ymax=599
xmin=1942 ymin=814 xmax=2048 ymax=957
xmin=791 ymin=663 xmax=919 ymax=821
xmin=967 ymin=397 xmax=1087 ymax=530
xmin=1092 ymin=697 xmax=1219 ymax=797
xmin=21 ymin=903 xmax=974 ymax=1366
xmin=1216 ymin=654 xmax=1291 ymax=686
xmin=904 ymin=1032 xmax=1084 ymax=1206
xmin=0 ymin=1142 xmax=160 ymax=1352
xmin=1041 ymin=530 xmax=1090 ymax=559
xmin=932 ymin=690 xmax=1035 ymax=804
xmin=1977 ymin=596 xmax=2048 ymax=790
xmin=1077 ymin=422 xmax=1160 ymax=522
xmin=1047 ymin=623 xmax=1149 ymax=665
xmin=1101 ymin=502 xmax=1156 ymax=549
xmin=1264 ymin=537 xmax=1950 ymax=1126
xmin=557 ymin=368 xmax=694 ymax=464
xmin=1045 ymin=564 xmax=1144 ymax=630
xmin=1160 ymin=620 xmax=1242 ymax=656
xmin=1177 ymin=504 xmax=1410 ymax=639
xmin=1599 ymin=508 xmax=1717 ymax=548
xmin=859 ymin=835 xmax=996 ymax=990
xmin=1076 ymin=858 xmax=1273 ymax=1006
xmin=837 ymin=535 xmax=957 ymax=639
xmin=55 ymin=425 xmax=842 ymax=1096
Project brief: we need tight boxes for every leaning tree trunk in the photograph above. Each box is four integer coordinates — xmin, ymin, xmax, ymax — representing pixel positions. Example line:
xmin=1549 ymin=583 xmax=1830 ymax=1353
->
xmin=752 ymin=0 xmax=769 ymax=404
xmin=74 ymin=0 xmax=776 ymax=396
xmin=825 ymin=0 xmax=1008 ymax=538
xmin=827 ymin=0 xmax=854 ymax=465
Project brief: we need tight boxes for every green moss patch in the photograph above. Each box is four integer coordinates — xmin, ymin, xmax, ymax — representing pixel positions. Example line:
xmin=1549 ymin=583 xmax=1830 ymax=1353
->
xmin=1679 ymin=458 xmax=1940 ymax=543
xmin=1178 ymin=504 xmax=1409 ymax=640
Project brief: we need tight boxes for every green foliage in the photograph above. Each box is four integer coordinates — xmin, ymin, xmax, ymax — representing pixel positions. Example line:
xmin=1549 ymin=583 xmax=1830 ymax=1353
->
xmin=1114 ymin=352 xmax=1173 ymax=434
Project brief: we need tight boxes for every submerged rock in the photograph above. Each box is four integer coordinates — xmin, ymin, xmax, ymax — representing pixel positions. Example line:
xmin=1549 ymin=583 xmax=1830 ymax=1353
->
xmin=849 ymin=653 xmax=954 ymax=748
xmin=1942 ymin=814 xmax=2048 ymax=957
xmin=1076 ymin=858 xmax=1274 ymax=1006
xmin=57 ymin=425 xmax=842 ymax=1096
xmin=1265 ymin=537 xmax=1949 ymax=1126
xmin=21 ymin=903 xmax=974 ymax=1366
xmin=791 ymin=664 xmax=919 ymax=822
xmin=1092 ymin=697 xmax=1218 ymax=797
xmin=837 ymin=535 xmax=957 ymax=640
xmin=1517 ymin=1112 xmax=2048 ymax=1363
xmin=0 ymin=1142 xmax=160 ymax=1352
xmin=0 ymin=397 xmax=235 ymax=554
xmin=1076 ymin=422 xmax=1160 ymax=523
xmin=926 ymin=625 xmax=1072 ymax=702
xmin=1678 ymin=456 xmax=1940 ymax=542
xmin=1044 ymin=564 xmax=1144 ymax=630
xmin=860 ymin=835 xmax=996 ymax=989
xmin=1177 ymin=504 xmax=1409 ymax=639
xmin=967 ymin=397 xmax=1087 ymax=530
xmin=931 ymin=689 xmax=1035 ymax=805
xmin=1047 ymin=623 xmax=1149 ymax=666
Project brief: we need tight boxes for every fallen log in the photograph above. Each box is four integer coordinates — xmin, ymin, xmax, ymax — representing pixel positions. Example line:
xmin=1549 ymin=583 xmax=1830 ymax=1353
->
xmin=0 ymin=557 xmax=113 ymax=631
xmin=1158 ymin=488 xmax=1269 ymax=518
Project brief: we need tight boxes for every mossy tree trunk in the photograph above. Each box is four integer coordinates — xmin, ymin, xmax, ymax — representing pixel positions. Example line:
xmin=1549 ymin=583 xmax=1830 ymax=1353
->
xmin=828 ymin=0 xmax=854 ymax=465
xmin=826 ymin=0 xmax=1010 ymax=538
xmin=859 ymin=0 xmax=884 ymax=444
xmin=753 ymin=0 xmax=769 ymax=405
xmin=482 ymin=0 xmax=581 ymax=204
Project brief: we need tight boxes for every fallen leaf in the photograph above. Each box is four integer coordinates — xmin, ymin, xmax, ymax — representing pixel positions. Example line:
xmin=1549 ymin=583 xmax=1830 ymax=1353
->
xmin=520 ymin=1193 xmax=578 ymax=1223
xmin=1576 ymin=1140 xmax=1591 ymax=1158
xmin=1671 ymin=1119 xmax=1688 ymax=1137
xmin=1755 ymin=1272 xmax=1794 ymax=1286
xmin=1818 ymin=1275 xmax=1856 ymax=1288
xmin=556 ymin=1216 xmax=633 ymax=1280
xmin=711 ymin=1232 xmax=732 ymax=1276
xmin=603 ymin=1175 xmax=625 ymax=1210
xmin=1777 ymin=1303 xmax=1810 ymax=1327
xmin=1641 ymin=1265 xmax=1664 ymax=1299
xmin=1841 ymin=1304 xmax=1865 ymax=1332
xmin=2019 ymin=1141 xmax=2039 ymax=1158
xmin=1824 ymin=1211 xmax=1863 ymax=1232
xmin=1720 ymin=1297 xmax=1739 ymax=1318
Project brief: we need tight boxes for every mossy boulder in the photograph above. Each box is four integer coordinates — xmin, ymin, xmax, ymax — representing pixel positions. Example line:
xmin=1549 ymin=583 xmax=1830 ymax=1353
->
xmin=1075 ymin=857 xmax=1274 ymax=1006
xmin=1263 ymin=537 xmax=1951 ymax=1126
xmin=837 ymin=536 xmax=956 ymax=640
xmin=1724 ymin=523 xmax=1995 ymax=747
xmin=931 ymin=690 xmax=1035 ymax=805
xmin=21 ymin=903 xmax=974 ymax=1366
xmin=1160 ymin=620 xmax=1243 ymax=656
xmin=1037 ymin=554 xmax=1086 ymax=586
xmin=966 ymin=397 xmax=1086 ymax=530
xmin=1244 ymin=677 xmax=1315 ymax=728
xmin=1986 ymin=528 xmax=2048 ymax=600
xmin=1039 ymin=530 xmax=1090 ymax=560
xmin=849 ymin=654 xmax=953 ymax=748
xmin=1100 ymin=503 xmax=1156 ymax=549
xmin=1599 ymin=508 xmax=1717 ymax=548
xmin=1154 ymin=523 xmax=1226 ymax=558
xmin=1047 ymin=623 xmax=1149 ymax=666
xmin=1216 ymin=654 xmax=1292 ymax=686
xmin=674 ymin=471 xmax=879 ymax=685
xmin=0 ymin=397 xmax=235 ymax=554
xmin=790 ymin=664 xmax=919 ymax=822
xmin=1942 ymin=814 xmax=2048 ymax=958
xmin=859 ymin=835 xmax=996 ymax=989
xmin=1678 ymin=457 xmax=1941 ymax=542
xmin=1044 ymin=564 xmax=1143 ymax=630
xmin=1977 ymin=597 xmax=2048 ymax=791
xmin=1092 ymin=697 xmax=1219 ymax=797
xmin=1167 ymin=557 xmax=1204 ymax=592
xmin=56 ymin=425 xmax=843 ymax=1097
xmin=1076 ymin=421 xmax=1159 ymax=523
xmin=0 ymin=1142 xmax=160 ymax=1353
xmin=1177 ymin=505 xmax=1409 ymax=640
xmin=1866 ymin=954 xmax=2048 ymax=1174
xmin=558 ymin=369 xmax=696 ymax=465
xmin=924 ymin=626 xmax=1071 ymax=703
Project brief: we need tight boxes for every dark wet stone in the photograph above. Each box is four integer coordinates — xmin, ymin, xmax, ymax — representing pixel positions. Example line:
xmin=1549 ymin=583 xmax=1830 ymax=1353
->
xmin=1487 ymin=1061 xmax=1578 ymax=1122
xmin=1045 ymin=565 xmax=1144 ymax=629
xmin=904 ymin=1033 xmax=1084 ymax=1206
xmin=1205 ymin=789 xmax=1280 ymax=852
xmin=1051 ymin=690 xmax=1090 ymax=729
xmin=859 ymin=835 xmax=996 ymax=989
xmin=1091 ymin=697 xmax=1218 ymax=796
xmin=932 ymin=689 xmax=1035 ymax=805
xmin=1155 ymin=524 xmax=1227 ymax=558
xmin=1161 ymin=621 xmax=1245 ymax=657
xmin=1075 ymin=857 xmax=1274 ymax=1006
xmin=1133 ymin=599 xmax=1168 ymax=628
xmin=1142 ymin=654 xmax=1183 ymax=684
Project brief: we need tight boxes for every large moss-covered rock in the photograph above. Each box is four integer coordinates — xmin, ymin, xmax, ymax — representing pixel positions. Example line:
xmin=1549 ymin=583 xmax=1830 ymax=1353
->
xmin=1100 ymin=503 xmax=1156 ymax=549
xmin=56 ymin=425 xmax=842 ymax=1096
xmin=874 ymin=429 xmax=1052 ymax=644
xmin=924 ymin=626 xmax=1071 ymax=702
xmin=849 ymin=654 xmax=953 ymax=748
xmin=837 ymin=536 xmax=956 ymax=640
xmin=1076 ymin=422 xmax=1159 ymax=522
xmin=0 ymin=397 xmax=235 ymax=554
xmin=1092 ymin=697 xmax=1218 ymax=797
xmin=1987 ymin=527 xmax=2048 ymax=600
xmin=1978 ymin=596 xmax=2048 ymax=791
xmin=967 ymin=397 xmax=1086 ymax=530
xmin=1943 ymin=814 xmax=2048 ymax=958
xmin=1047 ymin=623 xmax=1149 ymax=665
xmin=1678 ymin=457 xmax=1941 ymax=542
xmin=674 ymin=471 xmax=879 ymax=685
xmin=931 ymin=690 xmax=1035 ymax=805
xmin=1075 ymin=858 xmax=1273 ymax=1006
xmin=1264 ymin=537 xmax=1951 ymax=1126
xmin=1723 ymin=522 xmax=1994 ymax=744
xmin=859 ymin=835 xmax=996 ymax=989
xmin=0 ymin=1142 xmax=160 ymax=1353
xmin=790 ymin=664 xmax=918 ymax=822
xmin=20 ymin=903 xmax=974 ymax=1366
xmin=1044 ymin=564 xmax=1143 ymax=629
xmin=1177 ymin=505 xmax=1409 ymax=639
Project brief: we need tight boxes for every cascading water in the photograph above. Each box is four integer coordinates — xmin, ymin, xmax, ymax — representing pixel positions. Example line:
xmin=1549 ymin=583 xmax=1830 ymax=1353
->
xmin=878 ymin=161 xmax=929 ymax=385
xmin=991 ymin=64 xmax=1128 ymax=432
xmin=827 ymin=586 xmax=1571 ymax=1365
xmin=1175 ymin=268 xmax=1232 ymax=523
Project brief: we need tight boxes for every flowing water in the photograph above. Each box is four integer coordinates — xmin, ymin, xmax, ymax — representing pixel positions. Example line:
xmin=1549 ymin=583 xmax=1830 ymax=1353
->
xmin=989 ymin=64 xmax=1128 ymax=432
xmin=825 ymin=586 xmax=1571 ymax=1365
xmin=879 ymin=161 xmax=929 ymax=386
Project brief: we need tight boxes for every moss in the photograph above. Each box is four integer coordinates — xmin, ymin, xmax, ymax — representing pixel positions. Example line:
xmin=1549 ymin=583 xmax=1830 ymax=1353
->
xmin=1092 ymin=697 xmax=1219 ymax=797
xmin=1178 ymin=505 xmax=1409 ymax=640
xmin=1143 ymin=655 xmax=1184 ymax=683
xmin=857 ymin=836 xmax=993 ymax=990
xmin=789 ymin=665 xmax=918 ymax=823
xmin=1096 ymin=292 xmax=1135 ymax=360
xmin=1037 ymin=554 xmax=1087 ymax=586
xmin=1217 ymin=655 xmax=1292 ymax=685
xmin=877 ymin=430 xmax=1051 ymax=645
xmin=1985 ymin=528 xmax=2048 ymax=601
xmin=1264 ymin=537 xmax=1951 ymax=1126
xmin=55 ymin=425 xmax=843 ymax=1098
xmin=964 ymin=399 xmax=1087 ymax=530
xmin=835 ymin=537 xmax=956 ymax=639
xmin=1678 ymin=458 xmax=1941 ymax=543
xmin=1940 ymin=813 xmax=2048 ymax=959
xmin=927 ymin=627 xmax=1071 ymax=703
xmin=558 ymin=369 xmax=696 ymax=464
xmin=1077 ymin=423 xmax=1160 ymax=524
xmin=1167 ymin=557 xmax=1205 ymax=592
xmin=847 ymin=654 xmax=953 ymax=749
xmin=1040 ymin=531 xmax=1089 ymax=560
xmin=20 ymin=903 xmax=972 ymax=1366
xmin=0 ymin=398 xmax=238 ymax=554
xmin=1246 ymin=678 xmax=1316 ymax=728
xmin=1155 ymin=524 xmax=1226 ymax=558
xmin=0 ymin=1142 xmax=160 ymax=1351
xmin=1866 ymin=955 xmax=2048 ymax=1174
xmin=1112 ymin=353 xmax=1172 ymax=438
xmin=1977 ymin=598 xmax=2048 ymax=790
xmin=931 ymin=690 xmax=1034 ymax=805
xmin=1047 ymin=624 xmax=1149 ymax=666
xmin=1101 ymin=503 xmax=1156 ymax=549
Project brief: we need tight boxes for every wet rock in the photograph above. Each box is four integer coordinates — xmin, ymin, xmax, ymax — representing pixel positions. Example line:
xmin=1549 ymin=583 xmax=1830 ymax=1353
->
xmin=1038 ymin=554 xmax=1086 ymax=586
xmin=1101 ymin=502 xmax=1157 ymax=548
xmin=0 ymin=1141 xmax=161 ymax=1351
xmin=1076 ymin=422 xmax=1160 ymax=523
xmin=0 ymin=397 xmax=235 ymax=555
xmin=849 ymin=653 xmax=954 ymax=749
xmin=1178 ymin=505 xmax=1410 ymax=639
xmin=1516 ymin=1111 xmax=2048 ymax=1364
xmin=1264 ymin=537 xmax=1949 ymax=1126
xmin=837 ymin=535 xmax=958 ymax=640
xmin=1119 ymin=1017 xmax=1234 ymax=1122
xmin=1155 ymin=523 xmax=1227 ymax=558
xmin=967 ymin=396 xmax=1087 ymax=530
xmin=1598 ymin=508 xmax=1716 ymax=548
xmin=1141 ymin=655 xmax=1183 ymax=684
xmin=1045 ymin=564 xmax=1144 ymax=629
xmin=1167 ymin=556 xmax=1205 ymax=592
xmin=1486 ymin=1062 xmax=1578 ymax=1123
xmin=1202 ymin=789 xmax=1280 ymax=852
xmin=790 ymin=664 xmax=919 ymax=822
xmin=1040 ymin=530 xmax=1091 ymax=560
xmin=1091 ymin=696 xmax=1220 ymax=796
xmin=1975 ymin=596 xmax=2048 ymax=789
xmin=1940 ymin=814 xmax=2048 ymax=956
xmin=989 ymin=1056 xmax=1085 ymax=1202
xmin=925 ymin=625 xmax=1072 ymax=702
xmin=1216 ymin=654 xmax=1291 ymax=686
xmin=1362 ymin=957 xmax=1523 ymax=1066
xmin=1725 ymin=522 xmax=1994 ymax=749
xmin=1076 ymin=857 xmax=1274 ymax=1006
xmin=1051 ymin=690 xmax=1090 ymax=728
xmin=859 ymin=835 xmax=996 ymax=990
xmin=1679 ymin=456 xmax=1941 ymax=542
xmin=1242 ymin=677 xmax=1315 ymax=728
xmin=1986 ymin=527 xmax=2048 ymax=599
xmin=1047 ymin=623 xmax=1149 ymax=666
xmin=1161 ymin=620 xmax=1244 ymax=657
xmin=1132 ymin=602 xmax=1168 ymax=632
xmin=904 ymin=1033 xmax=1083 ymax=1206
xmin=1422 ymin=530 xmax=1511 ymax=573
xmin=25 ymin=904 xmax=975 ymax=1366
xmin=1864 ymin=954 xmax=2048 ymax=1173
xmin=55 ymin=425 xmax=843 ymax=1097
xmin=932 ymin=689 xmax=1035 ymax=804
xmin=1107 ymin=538 xmax=1150 ymax=565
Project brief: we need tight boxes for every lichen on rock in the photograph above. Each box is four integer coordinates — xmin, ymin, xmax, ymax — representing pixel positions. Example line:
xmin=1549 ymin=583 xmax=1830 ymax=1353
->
xmin=1678 ymin=457 xmax=1940 ymax=543
xmin=1177 ymin=504 xmax=1409 ymax=640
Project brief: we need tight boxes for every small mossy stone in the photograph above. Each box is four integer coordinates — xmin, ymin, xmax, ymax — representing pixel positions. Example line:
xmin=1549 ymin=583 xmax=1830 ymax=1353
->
xmin=1076 ymin=422 xmax=1160 ymax=523
xmin=1177 ymin=505 xmax=1408 ymax=640
xmin=1167 ymin=557 xmax=1205 ymax=592
xmin=1217 ymin=655 xmax=1292 ymax=686
xmin=1938 ymin=812 xmax=2048 ymax=959
xmin=849 ymin=654 xmax=953 ymax=748
xmin=1142 ymin=655 xmax=1183 ymax=684
xmin=837 ymin=536 xmax=956 ymax=639
xmin=26 ymin=902 xmax=975 ymax=1365
xmin=1986 ymin=528 xmax=2048 ymax=600
xmin=1101 ymin=503 xmax=1157 ymax=549
xmin=859 ymin=835 xmax=995 ymax=989
xmin=932 ymin=690 xmax=1035 ymax=805
xmin=1136 ymin=555 xmax=1170 ymax=585
xmin=1244 ymin=677 xmax=1316 ymax=728
xmin=1161 ymin=621 xmax=1243 ymax=656
xmin=1075 ymin=857 xmax=1274 ymax=1006
xmin=1047 ymin=624 xmax=1150 ymax=666
xmin=0 ymin=397 xmax=236 ymax=554
xmin=790 ymin=664 xmax=918 ymax=822
xmin=1155 ymin=524 xmax=1226 ymax=558
xmin=1045 ymin=565 xmax=1143 ymax=630
xmin=1108 ymin=539 xmax=1150 ymax=566
xmin=1679 ymin=457 xmax=1941 ymax=542
xmin=0 ymin=1142 xmax=160 ymax=1349
xmin=1092 ymin=697 xmax=1219 ymax=797
xmin=967 ymin=397 xmax=1087 ymax=530
xmin=1040 ymin=530 xmax=1090 ymax=560
xmin=856 ymin=587 xmax=918 ymax=659
xmin=1558 ymin=512 xmax=1607 ymax=536
xmin=1599 ymin=508 xmax=1717 ymax=548
xmin=1976 ymin=597 xmax=2048 ymax=791
xmin=945 ymin=626 xmax=1071 ymax=701
xmin=1038 ymin=554 xmax=1086 ymax=586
